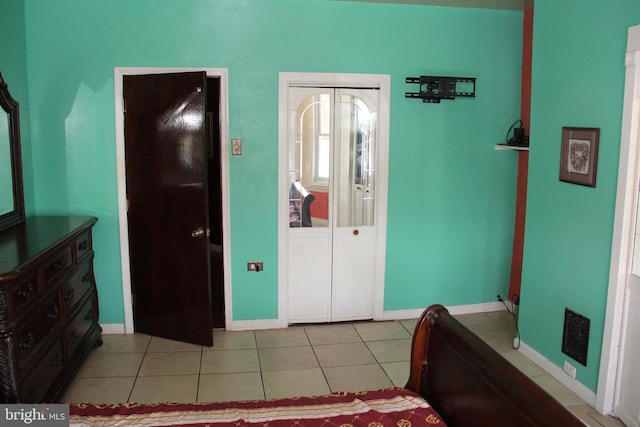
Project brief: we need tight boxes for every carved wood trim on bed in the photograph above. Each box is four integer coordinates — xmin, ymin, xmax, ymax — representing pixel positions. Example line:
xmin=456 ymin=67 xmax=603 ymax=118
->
xmin=406 ymin=304 xmax=584 ymax=427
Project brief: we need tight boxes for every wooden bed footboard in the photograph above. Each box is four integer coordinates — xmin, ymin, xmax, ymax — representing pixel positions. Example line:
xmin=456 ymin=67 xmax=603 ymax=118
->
xmin=406 ymin=304 xmax=584 ymax=427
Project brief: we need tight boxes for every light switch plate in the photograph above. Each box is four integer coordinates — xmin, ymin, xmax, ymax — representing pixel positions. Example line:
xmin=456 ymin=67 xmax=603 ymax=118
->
xmin=232 ymin=138 xmax=242 ymax=155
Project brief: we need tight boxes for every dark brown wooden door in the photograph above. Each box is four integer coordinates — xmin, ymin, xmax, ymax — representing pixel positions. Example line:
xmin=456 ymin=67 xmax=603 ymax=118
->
xmin=124 ymin=72 xmax=213 ymax=346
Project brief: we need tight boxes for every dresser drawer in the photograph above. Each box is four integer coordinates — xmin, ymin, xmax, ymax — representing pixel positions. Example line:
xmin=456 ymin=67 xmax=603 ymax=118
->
xmin=65 ymin=293 xmax=96 ymax=359
xmin=43 ymin=246 xmax=73 ymax=287
xmin=8 ymin=271 xmax=40 ymax=317
xmin=62 ymin=259 xmax=94 ymax=316
xmin=16 ymin=293 xmax=63 ymax=371
xmin=75 ymin=231 xmax=93 ymax=261
xmin=20 ymin=339 xmax=64 ymax=403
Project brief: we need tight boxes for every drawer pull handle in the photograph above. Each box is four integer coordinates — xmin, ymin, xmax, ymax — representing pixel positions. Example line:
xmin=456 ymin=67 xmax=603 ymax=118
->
xmin=78 ymin=240 xmax=88 ymax=251
xmin=47 ymin=304 xmax=60 ymax=320
xmin=82 ymin=272 xmax=92 ymax=283
xmin=64 ymin=288 xmax=75 ymax=302
xmin=19 ymin=332 xmax=35 ymax=350
xmin=69 ymin=330 xmax=79 ymax=344
xmin=17 ymin=283 xmax=34 ymax=299
xmin=50 ymin=351 xmax=63 ymax=367
xmin=52 ymin=259 xmax=66 ymax=272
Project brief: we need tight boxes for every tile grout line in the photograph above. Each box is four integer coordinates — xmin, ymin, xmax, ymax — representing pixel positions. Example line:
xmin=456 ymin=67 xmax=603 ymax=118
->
xmin=253 ymin=331 xmax=267 ymax=400
xmin=127 ymin=335 xmax=153 ymax=402
xmin=303 ymin=325 xmax=333 ymax=394
xmin=195 ymin=343 xmax=204 ymax=403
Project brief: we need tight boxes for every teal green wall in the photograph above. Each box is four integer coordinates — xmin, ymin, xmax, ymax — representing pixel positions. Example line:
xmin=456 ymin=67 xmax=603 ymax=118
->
xmin=0 ymin=0 xmax=27 ymax=134
xmin=0 ymin=0 xmax=33 ymax=215
xmin=11 ymin=0 xmax=522 ymax=323
xmin=521 ymin=1 xmax=640 ymax=392
xmin=0 ymin=1 xmax=26 ymax=97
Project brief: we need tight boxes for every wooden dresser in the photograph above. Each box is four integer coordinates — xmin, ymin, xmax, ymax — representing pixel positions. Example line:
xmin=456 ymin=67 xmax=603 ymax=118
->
xmin=0 ymin=216 xmax=102 ymax=403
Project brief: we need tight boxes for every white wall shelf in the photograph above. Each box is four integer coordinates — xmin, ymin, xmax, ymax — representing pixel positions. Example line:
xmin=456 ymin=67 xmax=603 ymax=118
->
xmin=495 ymin=144 xmax=529 ymax=151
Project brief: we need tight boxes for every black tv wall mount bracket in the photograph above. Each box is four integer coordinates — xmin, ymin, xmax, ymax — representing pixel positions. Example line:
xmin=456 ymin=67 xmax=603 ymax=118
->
xmin=405 ymin=76 xmax=476 ymax=103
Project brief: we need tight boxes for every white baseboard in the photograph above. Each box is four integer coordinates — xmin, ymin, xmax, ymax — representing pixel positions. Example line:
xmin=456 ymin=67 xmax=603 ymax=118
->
xmin=227 ymin=318 xmax=288 ymax=332
xmin=100 ymin=323 xmax=127 ymax=334
xmin=231 ymin=302 xmax=505 ymax=330
xmin=381 ymin=301 xmax=506 ymax=321
xmin=103 ymin=302 xmax=507 ymax=334
xmin=446 ymin=301 xmax=506 ymax=315
xmin=379 ymin=308 xmax=425 ymax=320
xmin=519 ymin=340 xmax=596 ymax=406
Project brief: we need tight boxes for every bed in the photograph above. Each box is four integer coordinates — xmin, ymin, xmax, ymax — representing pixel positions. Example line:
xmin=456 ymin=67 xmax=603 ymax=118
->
xmin=69 ymin=304 xmax=584 ymax=427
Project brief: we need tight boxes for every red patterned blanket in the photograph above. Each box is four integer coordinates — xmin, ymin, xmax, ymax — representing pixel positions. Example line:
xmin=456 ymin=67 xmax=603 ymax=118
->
xmin=69 ymin=387 xmax=447 ymax=427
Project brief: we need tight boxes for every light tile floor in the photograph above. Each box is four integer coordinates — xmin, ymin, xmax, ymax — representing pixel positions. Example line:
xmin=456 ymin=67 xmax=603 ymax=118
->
xmin=62 ymin=311 xmax=625 ymax=427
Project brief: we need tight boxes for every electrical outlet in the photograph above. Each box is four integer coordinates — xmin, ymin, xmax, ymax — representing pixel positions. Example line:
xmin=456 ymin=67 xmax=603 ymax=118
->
xmin=247 ymin=261 xmax=263 ymax=272
xmin=563 ymin=361 xmax=577 ymax=379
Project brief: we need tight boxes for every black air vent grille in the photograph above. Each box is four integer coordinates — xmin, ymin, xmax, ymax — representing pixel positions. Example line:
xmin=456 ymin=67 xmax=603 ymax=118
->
xmin=562 ymin=308 xmax=590 ymax=366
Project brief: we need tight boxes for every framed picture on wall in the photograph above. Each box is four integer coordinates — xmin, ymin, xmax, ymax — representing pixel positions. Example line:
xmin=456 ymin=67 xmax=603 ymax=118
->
xmin=559 ymin=127 xmax=600 ymax=188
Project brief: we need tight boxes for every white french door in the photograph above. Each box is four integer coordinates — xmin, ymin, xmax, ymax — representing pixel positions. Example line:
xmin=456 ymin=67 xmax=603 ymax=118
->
xmin=603 ymin=25 xmax=640 ymax=426
xmin=614 ymin=171 xmax=640 ymax=427
xmin=286 ymin=85 xmax=381 ymax=323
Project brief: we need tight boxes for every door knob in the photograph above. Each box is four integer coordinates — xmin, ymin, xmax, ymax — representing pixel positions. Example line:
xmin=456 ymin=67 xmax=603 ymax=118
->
xmin=191 ymin=227 xmax=206 ymax=238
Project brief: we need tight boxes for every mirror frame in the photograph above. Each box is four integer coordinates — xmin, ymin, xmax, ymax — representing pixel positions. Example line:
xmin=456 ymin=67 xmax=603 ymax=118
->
xmin=0 ymin=73 xmax=25 ymax=232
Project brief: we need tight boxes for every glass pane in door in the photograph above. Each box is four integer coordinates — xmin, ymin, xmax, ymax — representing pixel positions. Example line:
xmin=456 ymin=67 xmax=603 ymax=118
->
xmin=288 ymin=93 xmax=330 ymax=228
xmin=335 ymin=93 xmax=377 ymax=227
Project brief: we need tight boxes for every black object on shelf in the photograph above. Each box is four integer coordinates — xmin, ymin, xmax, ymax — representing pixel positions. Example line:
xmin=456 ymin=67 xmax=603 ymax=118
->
xmin=505 ymin=119 xmax=529 ymax=147
xmin=405 ymin=76 xmax=476 ymax=103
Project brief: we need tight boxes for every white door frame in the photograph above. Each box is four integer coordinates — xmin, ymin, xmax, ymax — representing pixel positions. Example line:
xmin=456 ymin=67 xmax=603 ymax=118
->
xmin=597 ymin=25 xmax=640 ymax=414
xmin=277 ymin=72 xmax=391 ymax=325
xmin=113 ymin=67 xmax=232 ymax=333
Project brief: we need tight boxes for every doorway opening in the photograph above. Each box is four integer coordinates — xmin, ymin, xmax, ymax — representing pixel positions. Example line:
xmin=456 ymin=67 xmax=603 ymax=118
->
xmin=114 ymin=67 xmax=231 ymax=338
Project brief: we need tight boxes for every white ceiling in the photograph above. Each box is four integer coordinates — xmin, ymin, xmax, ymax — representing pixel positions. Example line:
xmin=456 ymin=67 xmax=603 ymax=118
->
xmin=333 ymin=0 xmax=527 ymax=11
